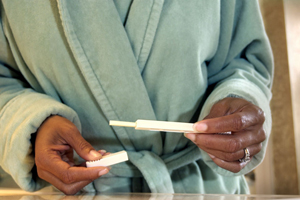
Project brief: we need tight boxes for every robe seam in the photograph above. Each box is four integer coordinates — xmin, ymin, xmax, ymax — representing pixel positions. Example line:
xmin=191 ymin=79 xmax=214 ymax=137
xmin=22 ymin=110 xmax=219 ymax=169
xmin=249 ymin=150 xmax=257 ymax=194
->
xmin=136 ymin=0 xmax=154 ymax=67
xmin=137 ymin=0 xmax=163 ymax=72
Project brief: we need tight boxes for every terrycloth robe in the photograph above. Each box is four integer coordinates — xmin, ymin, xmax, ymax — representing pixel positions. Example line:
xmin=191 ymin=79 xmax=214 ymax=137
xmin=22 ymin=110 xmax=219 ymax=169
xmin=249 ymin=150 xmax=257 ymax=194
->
xmin=0 ymin=0 xmax=273 ymax=194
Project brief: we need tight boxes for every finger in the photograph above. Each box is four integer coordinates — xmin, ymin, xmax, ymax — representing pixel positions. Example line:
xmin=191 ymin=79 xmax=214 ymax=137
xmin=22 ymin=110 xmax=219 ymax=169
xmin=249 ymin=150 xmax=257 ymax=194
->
xmin=61 ymin=128 xmax=102 ymax=161
xmin=203 ymin=143 xmax=262 ymax=162
xmin=57 ymin=165 xmax=110 ymax=184
xmin=186 ymin=129 xmax=265 ymax=153
xmin=50 ymin=116 xmax=103 ymax=161
xmin=208 ymin=155 xmax=249 ymax=173
xmin=38 ymin=153 xmax=109 ymax=183
xmin=75 ymin=150 xmax=110 ymax=167
xmin=194 ymin=108 xmax=264 ymax=133
xmin=37 ymin=169 xmax=94 ymax=195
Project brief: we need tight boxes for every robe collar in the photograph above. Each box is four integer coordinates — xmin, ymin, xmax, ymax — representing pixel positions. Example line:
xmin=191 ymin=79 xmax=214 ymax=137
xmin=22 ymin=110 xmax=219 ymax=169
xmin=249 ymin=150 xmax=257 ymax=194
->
xmin=55 ymin=1 xmax=204 ymax=193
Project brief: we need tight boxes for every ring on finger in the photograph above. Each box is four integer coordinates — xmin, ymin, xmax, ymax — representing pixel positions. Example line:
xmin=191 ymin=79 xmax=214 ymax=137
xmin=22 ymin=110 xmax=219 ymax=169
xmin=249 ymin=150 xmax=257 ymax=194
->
xmin=239 ymin=148 xmax=250 ymax=163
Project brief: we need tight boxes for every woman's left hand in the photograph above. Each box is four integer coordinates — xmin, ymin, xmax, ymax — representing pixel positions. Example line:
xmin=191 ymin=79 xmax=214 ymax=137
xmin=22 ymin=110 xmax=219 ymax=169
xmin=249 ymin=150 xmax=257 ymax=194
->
xmin=184 ymin=97 xmax=266 ymax=173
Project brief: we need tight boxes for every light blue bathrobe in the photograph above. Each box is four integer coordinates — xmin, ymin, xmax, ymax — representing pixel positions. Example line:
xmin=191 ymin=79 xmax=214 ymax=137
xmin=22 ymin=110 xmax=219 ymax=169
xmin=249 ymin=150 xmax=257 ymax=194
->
xmin=0 ymin=0 xmax=273 ymax=194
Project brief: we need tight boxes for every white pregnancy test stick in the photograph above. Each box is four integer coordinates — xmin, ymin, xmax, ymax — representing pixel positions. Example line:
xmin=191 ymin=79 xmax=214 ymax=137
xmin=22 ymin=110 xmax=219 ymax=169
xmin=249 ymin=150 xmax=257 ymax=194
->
xmin=86 ymin=150 xmax=128 ymax=167
xmin=109 ymin=120 xmax=197 ymax=133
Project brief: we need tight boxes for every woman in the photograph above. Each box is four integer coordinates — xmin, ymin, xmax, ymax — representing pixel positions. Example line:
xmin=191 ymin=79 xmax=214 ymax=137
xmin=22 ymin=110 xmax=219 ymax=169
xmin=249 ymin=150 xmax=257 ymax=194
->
xmin=0 ymin=0 xmax=273 ymax=195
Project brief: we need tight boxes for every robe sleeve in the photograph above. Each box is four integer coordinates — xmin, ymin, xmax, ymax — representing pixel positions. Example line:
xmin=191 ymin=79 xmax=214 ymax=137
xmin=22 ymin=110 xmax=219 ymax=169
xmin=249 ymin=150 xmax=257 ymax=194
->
xmin=0 ymin=9 xmax=81 ymax=191
xmin=199 ymin=0 xmax=273 ymax=176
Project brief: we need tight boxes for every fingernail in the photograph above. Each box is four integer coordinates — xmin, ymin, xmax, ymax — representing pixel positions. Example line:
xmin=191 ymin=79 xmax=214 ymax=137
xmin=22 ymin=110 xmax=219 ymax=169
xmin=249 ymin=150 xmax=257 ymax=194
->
xmin=98 ymin=168 xmax=109 ymax=176
xmin=184 ymin=133 xmax=196 ymax=142
xmin=89 ymin=150 xmax=102 ymax=158
xmin=98 ymin=150 xmax=107 ymax=155
xmin=193 ymin=122 xmax=207 ymax=132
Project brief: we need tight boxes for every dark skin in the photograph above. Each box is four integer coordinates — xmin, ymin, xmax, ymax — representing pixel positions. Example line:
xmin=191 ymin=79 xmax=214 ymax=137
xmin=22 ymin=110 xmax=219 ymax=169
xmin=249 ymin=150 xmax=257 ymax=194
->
xmin=35 ymin=116 xmax=110 ymax=195
xmin=185 ymin=97 xmax=266 ymax=173
xmin=35 ymin=97 xmax=266 ymax=195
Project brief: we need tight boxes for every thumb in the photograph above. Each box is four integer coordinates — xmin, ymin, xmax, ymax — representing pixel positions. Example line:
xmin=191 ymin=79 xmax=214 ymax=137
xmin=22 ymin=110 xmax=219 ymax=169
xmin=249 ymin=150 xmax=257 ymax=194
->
xmin=66 ymin=132 xmax=102 ymax=161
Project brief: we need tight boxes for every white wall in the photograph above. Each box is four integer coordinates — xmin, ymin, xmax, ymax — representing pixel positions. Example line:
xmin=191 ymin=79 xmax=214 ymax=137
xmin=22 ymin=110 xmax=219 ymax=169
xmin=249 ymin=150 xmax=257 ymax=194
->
xmin=284 ymin=0 xmax=300 ymax=194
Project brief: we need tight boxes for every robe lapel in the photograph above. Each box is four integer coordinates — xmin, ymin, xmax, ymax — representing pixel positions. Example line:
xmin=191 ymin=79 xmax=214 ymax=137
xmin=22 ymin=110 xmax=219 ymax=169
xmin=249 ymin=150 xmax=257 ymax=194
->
xmin=125 ymin=0 xmax=185 ymax=154
xmin=125 ymin=0 xmax=164 ymax=72
xmin=56 ymin=0 xmax=164 ymax=153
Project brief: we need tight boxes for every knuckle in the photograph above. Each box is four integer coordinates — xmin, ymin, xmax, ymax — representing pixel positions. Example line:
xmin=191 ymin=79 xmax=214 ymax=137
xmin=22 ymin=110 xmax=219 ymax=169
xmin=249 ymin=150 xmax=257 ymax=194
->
xmin=248 ymin=105 xmax=265 ymax=125
xmin=255 ymin=128 xmax=266 ymax=144
xmin=233 ymin=114 xmax=245 ymax=131
xmin=256 ymin=107 xmax=266 ymax=123
xmin=260 ymin=129 xmax=267 ymax=141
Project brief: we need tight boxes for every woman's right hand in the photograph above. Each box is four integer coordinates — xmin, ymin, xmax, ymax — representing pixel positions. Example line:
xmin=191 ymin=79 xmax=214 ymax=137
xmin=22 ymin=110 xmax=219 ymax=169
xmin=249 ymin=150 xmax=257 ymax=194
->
xmin=35 ymin=115 xmax=110 ymax=195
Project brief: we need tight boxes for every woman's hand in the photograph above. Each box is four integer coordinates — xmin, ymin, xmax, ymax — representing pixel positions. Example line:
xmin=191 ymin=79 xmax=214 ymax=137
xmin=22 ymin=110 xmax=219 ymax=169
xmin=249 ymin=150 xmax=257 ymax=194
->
xmin=185 ymin=97 xmax=266 ymax=173
xmin=35 ymin=115 xmax=110 ymax=195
